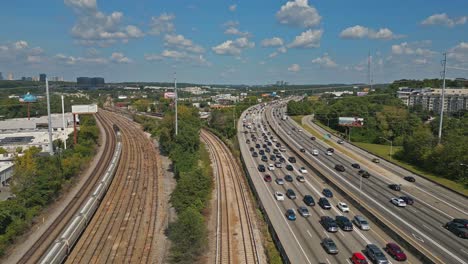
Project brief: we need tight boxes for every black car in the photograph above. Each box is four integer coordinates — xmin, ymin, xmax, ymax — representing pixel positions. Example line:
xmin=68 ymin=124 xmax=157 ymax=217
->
xmin=400 ymin=196 xmax=414 ymax=205
xmin=359 ymin=170 xmax=371 ymax=178
xmin=252 ymin=152 xmax=258 ymax=157
xmin=453 ymin=218 xmax=468 ymax=228
xmin=327 ymin=148 xmax=334 ymax=153
xmin=261 ymin=155 xmax=268 ymax=162
xmin=276 ymin=143 xmax=281 ymax=147
xmin=267 ymin=142 xmax=272 ymax=146
xmin=404 ymin=176 xmax=416 ymax=182
xmin=258 ymin=164 xmax=265 ymax=172
xmin=279 ymin=157 xmax=286 ymax=163
xmin=249 ymin=147 xmax=254 ymax=152
xmin=322 ymin=188 xmax=333 ymax=198
xmin=270 ymin=155 xmax=276 ymax=161
xmin=275 ymin=153 xmax=282 ymax=158
xmin=351 ymin=163 xmax=361 ymax=169
xmin=285 ymin=175 xmax=293 ymax=182
xmin=318 ymin=197 xmax=331 ymax=209
xmin=246 ymin=139 xmax=250 ymax=144
xmin=262 ymin=144 xmax=267 ymax=148
xmin=255 ymin=144 xmax=260 ymax=149
xmin=335 ymin=164 xmax=346 ymax=172
xmin=286 ymin=189 xmax=297 ymax=199
xmin=300 ymin=148 xmax=306 ymax=153
xmin=389 ymin=184 xmax=401 ymax=191
xmin=444 ymin=221 xmax=468 ymax=239
xmin=288 ymin=157 xmax=296 ymax=163
xmin=336 ymin=216 xmax=353 ymax=231
xmin=303 ymin=195 xmax=315 ymax=206
xmin=310 ymin=136 xmax=316 ymax=140
xmin=320 ymin=216 xmax=338 ymax=232
xmin=265 ymin=148 xmax=271 ymax=153
xmin=286 ymin=165 xmax=294 ymax=171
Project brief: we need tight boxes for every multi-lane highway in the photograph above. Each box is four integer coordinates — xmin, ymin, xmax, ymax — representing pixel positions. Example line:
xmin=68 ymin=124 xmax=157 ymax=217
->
xmin=260 ymin=100 xmax=468 ymax=264
xmin=238 ymin=104 xmax=422 ymax=264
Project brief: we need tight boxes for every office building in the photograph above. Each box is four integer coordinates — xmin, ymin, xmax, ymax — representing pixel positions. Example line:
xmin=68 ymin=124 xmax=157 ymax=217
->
xmin=397 ymin=87 xmax=468 ymax=113
xmin=77 ymin=77 xmax=105 ymax=88
xmin=39 ymin=74 xmax=46 ymax=82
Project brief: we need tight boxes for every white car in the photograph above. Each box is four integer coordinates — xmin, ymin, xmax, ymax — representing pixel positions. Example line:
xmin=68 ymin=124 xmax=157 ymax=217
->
xmin=326 ymin=151 xmax=333 ymax=156
xmin=391 ymin=198 xmax=407 ymax=207
xmin=337 ymin=202 xmax=350 ymax=213
xmin=274 ymin=191 xmax=285 ymax=201
xmin=312 ymin=149 xmax=319 ymax=156
xmin=268 ymin=164 xmax=275 ymax=171
xmin=299 ymin=167 xmax=308 ymax=174
xmin=298 ymin=129 xmax=303 ymax=132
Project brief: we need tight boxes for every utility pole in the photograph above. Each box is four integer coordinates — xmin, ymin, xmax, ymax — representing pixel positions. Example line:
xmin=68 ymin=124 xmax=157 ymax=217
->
xmin=46 ymin=78 xmax=54 ymax=155
xmin=174 ymin=72 xmax=178 ymax=136
xmin=368 ymin=50 xmax=372 ymax=90
xmin=61 ymin=95 xmax=67 ymax=150
xmin=438 ymin=53 xmax=447 ymax=144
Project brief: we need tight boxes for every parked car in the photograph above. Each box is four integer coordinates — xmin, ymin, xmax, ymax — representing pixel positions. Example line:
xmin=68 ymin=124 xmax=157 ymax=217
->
xmin=298 ymin=206 xmax=311 ymax=217
xmin=286 ymin=189 xmax=296 ymax=199
xmin=284 ymin=175 xmax=293 ymax=182
xmin=444 ymin=221 xmax=468 ymax=239
xmin=338 ymin=202 xmax=350 ymax=213
xmin=391 ymin=197 xmax=407 ymax=207
xmin=263 ymin=174 xmax=272 ymax=182
xmin=275 ymin=178 xmax=285 ymax=185
xmin=351 ymin=252 xmax=369 ymax=264
xmin=303 ymin=195 xmax=315 ymax=206
xmin=399 ymin=196 xmax=414 ymax=205
xmin=321 ymin=238 xmax=338 ymax=254
xmin=323 ymin=188 xmax=333 ymax=198
xmin=385 ymin=242 xmax=407 ymax=261
xmin=353 ymin=215 xmax=370 ymax=230
xmin=404 ymin=176 xmax=416 ymax=182
xmin=319 ymin=197 xmax=332 ymax=209
xmin=274 ymin=191 xmax=284 ymax=201
xmin=336 ymin=215 xmax=353 ymax=231
xmin=321 ymin=216 xmax=338 ymax=232
xmin=365 ymin=244 xmax=389 ymax=264
xmin=389 ymin=184 xmax=401 ymax=191
xmin=285 ymin=209 xmax=296 ymax=221
xmin=296 ymin=175 xmax=305 ymax=182
xmin=351 ymin=163 xmax=361 ymax=169
xmin=335 ymin=164 xmax=346 ymax=172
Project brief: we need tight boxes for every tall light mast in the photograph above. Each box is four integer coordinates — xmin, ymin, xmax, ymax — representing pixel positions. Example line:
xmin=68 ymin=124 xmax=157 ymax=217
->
xmin=174 ymin=72 xmax=178 ymax=136
xmin=46 ymin=78 xmax=54 ymax=155
xmin=437 ymin=53 xmax=447 ymax=144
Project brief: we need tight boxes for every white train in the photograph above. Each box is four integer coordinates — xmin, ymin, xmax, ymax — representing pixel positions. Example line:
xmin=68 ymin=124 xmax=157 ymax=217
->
xmin=39 ymin=138 xmax=122 ymax=264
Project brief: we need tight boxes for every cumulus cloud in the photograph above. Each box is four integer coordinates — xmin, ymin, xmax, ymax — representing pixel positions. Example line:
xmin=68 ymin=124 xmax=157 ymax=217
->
xmin=287 ymin=29 xmax=323 ymax=48
xmin=110 ymin=52 xmax=131 ymax=63
xmin=288 ymin=64 xmax=301 ymax=72
xmin=340 ymin=25 xmax=403 ymax=40
xmin=164 ymin=34 xmax=205 ymax=53
xmin=391 ymin=42 xmax=436 ymax=57
xmin=54 ymin=53 xmax=108 ymax=65
xmin=224 ymin=27 xmax=251 ymax=37
xmin=261 ymin=37 xmax=284 ymax=47
xmin=312 ymin=53 xmax=337 ymax=67
xmin=229 ymin=4 xmax=237 ymax=12
xmin=212 ymin=37 xmax=255 ymax=56
xmin=15 ymin=40 xmax=29 ymax=50
xmin=64 ymin=0 xmax=144 ymax=45
xmin=145 ymin=50 xmax=210 ymax=66
xmin=447 ymin=42 xmax=468 ymax=63
xmin=421 ymin=13 xmax=467 ymax=27
xmin=149 ymin=13 xmax=176 ymax=35
xmin=0 ymin=40 xmax=45 ymax=66
xmin=276 ymin=0 xmax=321 ymax=28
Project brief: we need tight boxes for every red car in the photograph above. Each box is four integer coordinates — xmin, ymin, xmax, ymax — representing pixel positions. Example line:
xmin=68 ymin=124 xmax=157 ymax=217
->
xmin=263 ymin=174 xmax=272 ymax=182
xmin=351 ymin=252 xmax=368 ymax=264
xmin=385 ymin=242 xmax=407 ymax=261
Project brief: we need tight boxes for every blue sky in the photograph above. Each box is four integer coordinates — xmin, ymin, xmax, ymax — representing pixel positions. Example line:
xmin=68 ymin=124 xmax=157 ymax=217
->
xmin=0 ymin=0 xmax=467 ymax=84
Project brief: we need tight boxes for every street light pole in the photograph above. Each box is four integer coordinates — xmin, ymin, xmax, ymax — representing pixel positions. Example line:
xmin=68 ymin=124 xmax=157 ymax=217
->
xmin=461 ymin=163 xmax=468 ymax=183
xmin=380 ymin=136 xmax=393 ymax=159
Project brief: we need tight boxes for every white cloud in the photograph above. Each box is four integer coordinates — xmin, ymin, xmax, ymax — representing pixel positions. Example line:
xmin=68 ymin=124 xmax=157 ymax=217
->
xmin=261 ymin=37 xmax=284 ymax=47
xmin=164 ymin=34 xmax=205 ymax=53
xmin=149 ymin=13 xmax=175 ymax=35
xmin=340 ymin=25 xmax=402 ymax=40
xmin=276 ymin=0 xmax=321 ymax=28
xmin=312 ymin=53 xmax=337 ymax=67
xmin=55 ymin=53 xmax=108 ymax=65
xmin=391 ymin=42 xmax=436 ymax=57
xmin=0 ymin=40 xmax=45 ymax=66
xmin=145 ymin=50 xmax=210 ymax=66
xmin=448 ymin=42 xmax=468 ymax=63
xmin=223 ymin=20 xmax=239 ymax=27
xmin=421 ymin=13 xmax=468 ymax=27
xmin=110 ymin=52 xmax=131 ymax=63
xmin=277 ymin=46 xmax=287 ymax=53
xmin=144 ymin=54 xmax=163 ymax=61
xmin=229 ymin=4 xmax=237 ymax=12
xmin=64 ymin=0 xmax=144 ymax=45
xmin=287 ymin=29 xmax=323 ymax=48
xmin=15 ymin=41 xmax=29 ymax=50
xmin=413 ymin=58 xmax=428 ymax=65
xmin=288 ymin=63 xmax=301 ymax=72
xmin=212 ymin=37 xmax=255 ymax=56
xmin=224 ymin=27 xmax=251 ymax=37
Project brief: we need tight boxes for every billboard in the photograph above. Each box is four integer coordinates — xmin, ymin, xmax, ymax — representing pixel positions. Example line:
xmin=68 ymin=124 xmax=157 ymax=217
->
xmin=357 ymin=92 xmax=368 ymax=97
xmin=339 ymin=117 xmax=364 ymax=127
xmin=164 ymin=92 xmax=176 ymax=99
xmin=72 ymin=104 xmax=98 ymax=114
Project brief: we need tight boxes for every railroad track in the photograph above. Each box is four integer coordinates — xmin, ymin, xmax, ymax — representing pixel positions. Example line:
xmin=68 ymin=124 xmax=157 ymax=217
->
xmin=201 ymin=129 xmax=262 ymax=264
xmin=65 ymin=109 xmax=163 ymax=263
xmin=17 ymin=111 xmax=117 ymax=264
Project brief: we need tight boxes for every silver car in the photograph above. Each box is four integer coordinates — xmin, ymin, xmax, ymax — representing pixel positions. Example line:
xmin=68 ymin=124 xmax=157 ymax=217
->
xmin=354 ymin=215 xmax=370 ymax=230
xmin=321 ymin=238 xmax=338 ymax=254
xmin=297 ymin=206 xmax=310 ymax=217
xmin=366 ymin=244 xmax=389 ymax=264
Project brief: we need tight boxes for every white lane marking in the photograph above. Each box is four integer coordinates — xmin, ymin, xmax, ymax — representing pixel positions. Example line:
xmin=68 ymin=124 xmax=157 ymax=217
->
xmin=412 ymin=233 xmax=425 ymax=243
xmin=422 ymin=224 xmax=432 ymax=231
xmin=461 ymin=249 xmax=468 ymax=256
xmin=324 ymin=230 xmax=330 ymax=238
xmin=269 ymin=108 xmax=468 ymax=264
xmin=326 ymin=258 xmax=332 ymax=264
xmin=307 ymin=230 xmax=313 ymax=238
xmin=339 ymin=230 xmax=345 ymax=237
xmin=405 ymin=192 xmax=453 ymax=219
xmin=346 ymin=259 xmax=353 ymax=264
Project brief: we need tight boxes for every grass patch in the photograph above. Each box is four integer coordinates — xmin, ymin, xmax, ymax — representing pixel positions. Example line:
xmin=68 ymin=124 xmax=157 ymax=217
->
xmin=198 ymin=142 xmax=213 ymax=178
xmin=353 ymin=142 xmax=402 ymax=159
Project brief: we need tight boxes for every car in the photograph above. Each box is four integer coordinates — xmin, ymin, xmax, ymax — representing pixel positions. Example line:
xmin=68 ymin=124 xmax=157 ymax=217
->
xmin=322 ymin=188 xmax=333 ymax=198
xmin=335 ymin=164 xmax=346 ymax=172
xmin=287 ymin=131 xmax=292 ymax=135
xmin=298 ymin=129 xmax=303 ymax=132
xmin=296 ymin=175 xmax=305 ymax=182
xmin=338 ymin=202 xmax=350 ymax=213
xmin=276 ymin=143 xmax=281 ymax=147
xmin=385 ymin=242 xmax=407 ymax=261
xmin=319 ymin=197 xmax=332 ymax=209
xmin=263 ymin=174 xmax=272 ymax=182
xmin=274 ymin=162 xmax=283 ymax=168
xmin=337 ymin=139 xmax=345 ymax=144
xmin=336 ymin=215 xmax=353 ymax=231
xmin=246 ymin=139 xmax=250 ymax=144
xmin=274 ymin=191 xmax=284 ymax=201
xmin=285 ymin=209 xmax=296 ymax=221
xmin=300 ymin=148 xmax=306 ymax=153
xmin=255 ymin=144 xmax=260 ymax=149
xmin=310 ymin=136 xmax=316 ymax=140
xmin=288 ymin=157 xmax=296 ymax=163
xmin=444 ymin=221 xmax=468 ymax=238
xmin=275 ymin=178 xmax=285 ymax=185
xmin=268 ymin=164 xmax=275 ymax=171
xmin=299 ymin=167 xmax=308 ymax=173
xmin=320 ymin=216 xmax=338 ymax=232
xmin=312 ymin=149 xmax=319 ymax=156
xmin=286 ymin=189 xmax=296 ymax=199
xmin=259 ymin=149 xmax=265 ymax=155
xmin=353 ymin=215 xmax=370 ymax=230
xmin=351 ymin=252 xmax=369 ymax=264
xmin=389 ymin=184 xmax=401 ymax=191
xmin=279 ymin=157 xmax=286 ymax=163
xmin=252 ymin=152 xmax=258 ymax=157
xmin=366 ymin=244 xmax=389 ymax=264
xmin=265 ymin=148 xmax=271 ymax=153
xmin=303 ymin=195 xmax=315 ymax=206
xmin=321 ymin=238 xmax=338 ymax=254
xmin=404 ymin=176 xmax=416 ymax=182
xmin=284 ymin=175 xmax=293 ymax=182
xmin=292 ymin=127 xmax=296 ymax=131
xmin=258 ymin=164 xmax=265 ymax=172
xmin=267 ymin=142 xmax=272 ymax=146
xmin=261 ymin=155 xmax=268 ymax=162
xmin=372 ymin=158 xmax=380 ymax=163
xmin=326 ymin=151 xmax=333 ymax=156
xmin=327 ymin=148 xmax=335 ymax=153
xmin=262 ymin=144 xmax=267 ymax=148
xmin=286 ymin=165 xmax=294 ymax=171
xmin=249 ymin=147 xmax=255 ymax=152
xmin=298 ymin=206 xmax=311 ymax=217
xmin=359 ymin=170 xmax=371 ymax=178
xmin=270 ymin=155 xmax=276 ymax=161
xmin=351 ymin=163 xmax=361 ymax=169
xmin=452 ymin=218 xmax=468 ymax=228
xmin=391 ymin=197 xmax=407 ymax=207
xmin=399 ymin=196 xmax=414 ymax=205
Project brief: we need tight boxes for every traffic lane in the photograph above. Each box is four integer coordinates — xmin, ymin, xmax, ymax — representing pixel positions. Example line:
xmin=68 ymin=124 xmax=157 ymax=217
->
xmin=303 ymin=115 xmax=468 ymax=214
xmin=266 ymin=107 xmax=465 ymax=263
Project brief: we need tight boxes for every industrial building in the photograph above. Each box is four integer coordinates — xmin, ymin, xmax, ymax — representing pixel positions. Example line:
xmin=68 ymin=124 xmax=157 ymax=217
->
xmin=397 ymin=87 xmax=468 ymax=113
xmin=77 ymin=77 xmax=105 ymax=88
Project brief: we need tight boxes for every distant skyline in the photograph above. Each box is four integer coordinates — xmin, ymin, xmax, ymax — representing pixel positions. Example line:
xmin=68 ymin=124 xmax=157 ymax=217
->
xmin=0 ymin=0 xmax=467 ymax=84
